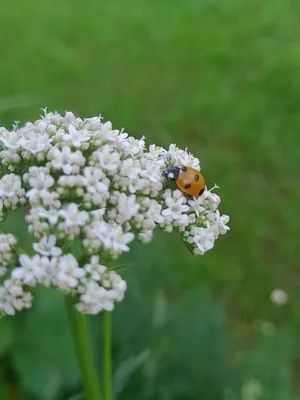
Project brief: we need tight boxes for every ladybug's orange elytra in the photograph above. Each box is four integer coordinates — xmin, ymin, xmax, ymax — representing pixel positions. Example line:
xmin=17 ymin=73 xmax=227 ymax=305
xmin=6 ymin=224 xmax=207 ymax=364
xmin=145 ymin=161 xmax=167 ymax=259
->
xmin=164 ymin=165 xmax=206 ymax=198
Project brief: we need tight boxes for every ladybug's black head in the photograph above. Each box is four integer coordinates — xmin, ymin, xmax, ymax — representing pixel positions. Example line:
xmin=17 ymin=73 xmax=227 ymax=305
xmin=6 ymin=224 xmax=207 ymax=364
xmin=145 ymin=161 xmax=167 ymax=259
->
xmin=164 ymin=166 xmax=181 ymax=181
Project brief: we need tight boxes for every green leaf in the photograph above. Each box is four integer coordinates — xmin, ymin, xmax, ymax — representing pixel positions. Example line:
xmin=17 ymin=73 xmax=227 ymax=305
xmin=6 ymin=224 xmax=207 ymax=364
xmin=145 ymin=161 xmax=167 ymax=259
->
xmin=0 ymin=317 xmax=14 ymax=352
xmin=0 ymin=375 xmax=9 ymax=399
xmin=68 ymin=393 xmax=85 ymax=400
xmin=113 ymin=350 xmax=150 ymax=396
xmin=12 ymin=288 xmax=79 ymax=399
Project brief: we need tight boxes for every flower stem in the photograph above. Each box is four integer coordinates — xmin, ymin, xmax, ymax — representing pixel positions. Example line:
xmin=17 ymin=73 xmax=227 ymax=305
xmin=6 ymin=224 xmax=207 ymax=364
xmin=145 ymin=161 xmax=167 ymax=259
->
xmin=65 ymin=296 xmax=102 ymax=400
xmin=103 ymin=311 xmax=112 ymax=400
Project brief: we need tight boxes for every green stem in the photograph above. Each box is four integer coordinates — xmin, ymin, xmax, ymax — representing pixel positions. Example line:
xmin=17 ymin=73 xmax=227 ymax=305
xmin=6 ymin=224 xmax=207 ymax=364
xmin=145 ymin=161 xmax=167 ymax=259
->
xmin=65 ymin=296 xmax=102 ymax=400
xmin=103 ymin=311 xmax=112 ymax=400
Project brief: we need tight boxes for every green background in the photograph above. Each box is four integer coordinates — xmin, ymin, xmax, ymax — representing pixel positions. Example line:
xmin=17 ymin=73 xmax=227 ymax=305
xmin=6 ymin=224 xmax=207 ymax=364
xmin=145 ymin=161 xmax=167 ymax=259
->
xmin=0 ymin=0 xmax=300 ymax=399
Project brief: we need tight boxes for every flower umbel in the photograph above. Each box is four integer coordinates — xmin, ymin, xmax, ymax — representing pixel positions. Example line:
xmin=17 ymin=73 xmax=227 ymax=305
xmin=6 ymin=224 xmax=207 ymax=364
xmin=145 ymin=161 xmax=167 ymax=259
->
xmin=0 ymin=110 xmax=229 ymax=315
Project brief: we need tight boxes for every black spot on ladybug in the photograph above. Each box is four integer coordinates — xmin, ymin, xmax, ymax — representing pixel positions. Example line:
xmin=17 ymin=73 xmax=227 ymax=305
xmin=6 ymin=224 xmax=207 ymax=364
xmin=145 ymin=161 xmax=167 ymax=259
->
xmin=185 ymin=183 xmax=191 ymax=189
xmin=181 ymin=166 xmax=187 ymax=172
xmin=194 ymin=174 xmax=199 ymax=181
xmin=199 ymin=188 xmax=205 ymax=196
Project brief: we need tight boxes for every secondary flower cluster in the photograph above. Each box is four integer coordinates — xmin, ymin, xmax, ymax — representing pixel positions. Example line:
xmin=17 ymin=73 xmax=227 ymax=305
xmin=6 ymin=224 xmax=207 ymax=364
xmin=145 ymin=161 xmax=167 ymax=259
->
xmin=0 ymin=110 xmax=229 ymax=315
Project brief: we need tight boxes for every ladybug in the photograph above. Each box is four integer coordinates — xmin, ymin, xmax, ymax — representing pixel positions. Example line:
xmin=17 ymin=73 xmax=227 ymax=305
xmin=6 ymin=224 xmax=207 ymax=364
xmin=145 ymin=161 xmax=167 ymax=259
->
xmin=164 ymin=165 xmax=206 ymax=198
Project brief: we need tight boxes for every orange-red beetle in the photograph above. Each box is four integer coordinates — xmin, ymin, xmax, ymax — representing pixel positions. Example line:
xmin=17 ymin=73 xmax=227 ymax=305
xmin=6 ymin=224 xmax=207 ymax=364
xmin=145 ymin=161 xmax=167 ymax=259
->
xmin=164 ymin=165 xmax=206 ymax=198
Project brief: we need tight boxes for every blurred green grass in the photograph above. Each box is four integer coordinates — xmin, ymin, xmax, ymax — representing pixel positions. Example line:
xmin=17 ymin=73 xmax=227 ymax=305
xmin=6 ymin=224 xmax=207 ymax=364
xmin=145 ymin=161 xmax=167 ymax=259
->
xmin=1 ymin=0 xmax=300 ymax=399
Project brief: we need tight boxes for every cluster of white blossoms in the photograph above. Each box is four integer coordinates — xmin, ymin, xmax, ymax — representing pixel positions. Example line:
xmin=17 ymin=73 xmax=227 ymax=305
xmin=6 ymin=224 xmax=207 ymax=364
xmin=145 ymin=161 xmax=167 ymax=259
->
xmin=0 ymin=110 xmax=229 ymax=315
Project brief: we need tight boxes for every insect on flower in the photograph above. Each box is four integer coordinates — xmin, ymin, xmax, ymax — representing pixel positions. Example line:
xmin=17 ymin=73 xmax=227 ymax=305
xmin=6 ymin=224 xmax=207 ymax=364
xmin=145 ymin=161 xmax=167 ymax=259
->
xmin=164 ymin=165 xmax=206 ymax=198
xmin=0 ymin=111 xmax=229 ymax=316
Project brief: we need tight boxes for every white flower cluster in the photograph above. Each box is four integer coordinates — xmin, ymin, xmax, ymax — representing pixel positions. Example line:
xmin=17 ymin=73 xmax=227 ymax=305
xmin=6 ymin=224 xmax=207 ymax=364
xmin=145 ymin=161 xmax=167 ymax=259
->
xmin=0 ymin=110 xmax=229 ymax=315
xmin=0 ymin=234 xmax=18 ymax=273
xmin=270 ymin=288 xmax=288 ymax=306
